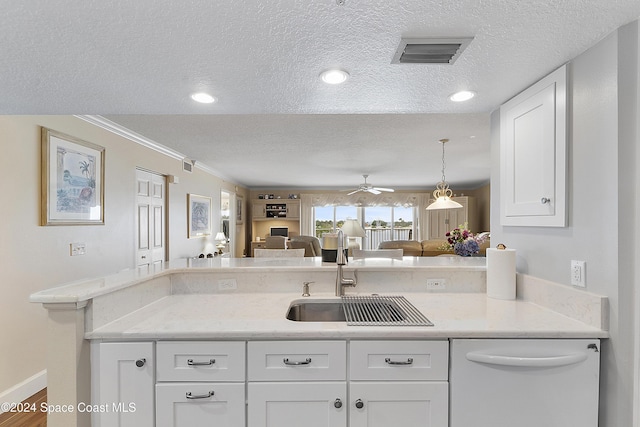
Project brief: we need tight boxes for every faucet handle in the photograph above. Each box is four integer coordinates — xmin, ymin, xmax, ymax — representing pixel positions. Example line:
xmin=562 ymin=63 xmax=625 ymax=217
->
xmin=302 ymin=281 xmax=314 ymax=297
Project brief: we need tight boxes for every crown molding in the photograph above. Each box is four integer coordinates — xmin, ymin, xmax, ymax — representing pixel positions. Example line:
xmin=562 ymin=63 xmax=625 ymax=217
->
xmin=74 ymin=115 xmax=230 ymax=181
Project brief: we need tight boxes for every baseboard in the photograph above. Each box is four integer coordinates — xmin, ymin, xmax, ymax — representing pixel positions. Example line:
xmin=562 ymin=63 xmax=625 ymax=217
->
xmin=0 ymin=370 xmax=47 ymax=414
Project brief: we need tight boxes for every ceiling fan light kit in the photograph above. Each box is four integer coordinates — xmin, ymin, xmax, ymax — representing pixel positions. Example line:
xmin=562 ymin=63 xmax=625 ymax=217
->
xmin=426 ymin=138 xmax=463 ymax=210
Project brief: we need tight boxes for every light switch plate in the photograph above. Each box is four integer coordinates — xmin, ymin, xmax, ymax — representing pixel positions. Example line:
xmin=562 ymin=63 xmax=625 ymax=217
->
xmin=571 ymin=260 xmax=586 ymax=288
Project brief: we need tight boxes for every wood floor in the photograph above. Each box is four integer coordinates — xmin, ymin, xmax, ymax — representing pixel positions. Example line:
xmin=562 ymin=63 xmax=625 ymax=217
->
xmin=0 ymin=389 xmax=47 ymax=427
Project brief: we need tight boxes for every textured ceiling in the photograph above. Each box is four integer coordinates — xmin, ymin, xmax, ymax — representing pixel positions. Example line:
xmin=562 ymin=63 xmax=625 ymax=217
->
xmin=2 ymin=1 xmax=639 ymax=189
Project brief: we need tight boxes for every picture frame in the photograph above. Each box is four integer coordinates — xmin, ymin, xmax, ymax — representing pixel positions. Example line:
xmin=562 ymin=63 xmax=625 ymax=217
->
xmin=188 ymin=193 xmax=212 ymax=238
xmin=236 ymin=195 xmax=244 ymax=224
xmin=41 ymin=127 xmax=105 ymax=226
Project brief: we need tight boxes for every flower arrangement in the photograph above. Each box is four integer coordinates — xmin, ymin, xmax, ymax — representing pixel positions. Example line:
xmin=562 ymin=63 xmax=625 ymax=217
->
xmin=442 ymin=222 xmax=488 ymax=256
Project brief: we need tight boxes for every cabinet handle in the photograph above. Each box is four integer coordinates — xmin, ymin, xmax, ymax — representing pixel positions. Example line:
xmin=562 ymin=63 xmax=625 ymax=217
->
xmin=283 ymin=357 xmax=312 ymax=366
xmin=541 ymin=197 xmax=551 ymax=204
xmin=135 ymin=358 xmax=146 ymax=367
xmin=466 ymin=351 xmax=588 ymax=368
xmin=187 ymin=358 xmax=216 ymax=366
xmin=185 ymin=391 xmax=214 ymax=400
xmin=334 ymin=398 xmax=343 ymax=409
xmin=355 ymin=399 xmax=364 ymax=409
xmin=384 ymin=357 xmax=414 ymax=365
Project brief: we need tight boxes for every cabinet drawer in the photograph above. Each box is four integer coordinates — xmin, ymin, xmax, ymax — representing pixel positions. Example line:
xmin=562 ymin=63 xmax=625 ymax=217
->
xmin=248 ymin=341 xmax=346 ymax=381
xmin=156 ymin=341 xmax=245 ymax=382
xmin=349 ymin=340 xmax=448 ymax=381
xmin=156 ymin=382 xmax=245 ymax=427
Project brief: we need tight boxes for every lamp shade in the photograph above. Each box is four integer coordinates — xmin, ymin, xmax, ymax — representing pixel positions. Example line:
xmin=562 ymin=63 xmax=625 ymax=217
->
xmin=214 ymin=232 xmax=226 ymax=241
xmin=340 ymin=219 xmax=366 ymax=237
xmin=426 ymin=196 xmax=463 ymax=210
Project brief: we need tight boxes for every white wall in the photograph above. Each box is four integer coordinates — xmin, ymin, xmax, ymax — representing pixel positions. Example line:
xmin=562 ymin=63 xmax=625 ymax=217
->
xmin=491 ymin=21 xmax=639 ymax=427
xmin=0 ymin=115 xmax=247 ymax=396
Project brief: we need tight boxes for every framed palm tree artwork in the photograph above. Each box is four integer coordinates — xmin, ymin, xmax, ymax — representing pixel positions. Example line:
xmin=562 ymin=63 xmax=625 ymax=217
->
xmin=41 ymin=127 xmax=105 ymax=225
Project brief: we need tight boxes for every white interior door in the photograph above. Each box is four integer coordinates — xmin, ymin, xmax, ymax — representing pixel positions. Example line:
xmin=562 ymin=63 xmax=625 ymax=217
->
xmin=136 ymin=169 xmax=166 ymax=266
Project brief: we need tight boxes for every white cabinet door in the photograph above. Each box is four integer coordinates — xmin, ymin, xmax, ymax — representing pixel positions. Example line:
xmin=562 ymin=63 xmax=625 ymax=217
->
xmin=156 ymin=382 xmax=245 ymax=427
xmin=349 ymin=381 xmax=448 ymax=427
xmin=92 ymin=342 xmax=154 ymax=427
xmin=248 ymin=382 xmax=347 ymax=427
xmin=500 ymin=64 xmax=567 ymax=226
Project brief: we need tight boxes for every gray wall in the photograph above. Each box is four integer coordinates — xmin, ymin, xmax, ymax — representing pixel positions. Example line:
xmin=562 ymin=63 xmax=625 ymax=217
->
xmin=490 ymin=21 xmax=640 ymax=427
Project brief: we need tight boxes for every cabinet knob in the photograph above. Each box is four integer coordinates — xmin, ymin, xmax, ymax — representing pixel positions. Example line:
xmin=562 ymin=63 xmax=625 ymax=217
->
xmin=334 ymin=398 xmax=343 ymax=409
xmin=135 ymin=358 xmax=146 ymax=367
xmin=541 ymin=197 xmax=551 ymax=204
xmin=355 ymin=399 xmax=364 ymax=409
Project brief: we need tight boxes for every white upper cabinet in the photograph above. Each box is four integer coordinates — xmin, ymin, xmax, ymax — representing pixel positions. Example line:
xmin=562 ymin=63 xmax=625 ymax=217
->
xmin=500 ymin=64 xmax=568 ymax=227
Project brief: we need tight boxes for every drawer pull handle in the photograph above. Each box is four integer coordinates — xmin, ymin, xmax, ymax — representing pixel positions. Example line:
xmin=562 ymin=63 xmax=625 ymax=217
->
xmin=187 ymin=358 xmax=216 ymax=366
xmin=355 ymin=399 xmax=364 ymax=409
xmin=185 ymin=391 xmax=214 ymax=400
xmin=385 ymin=357 xmax=414 ymax=365
xmin=334 ymin=398 xmax=343 ymax=409
xmin=283 ymin=357 xmax=312 ymax=366
xmin=135 ymin=358 xmax=146 ymax=368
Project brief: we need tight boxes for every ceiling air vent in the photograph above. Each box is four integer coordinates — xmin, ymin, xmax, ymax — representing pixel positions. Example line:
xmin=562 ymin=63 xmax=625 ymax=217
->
xmin=392 ymin=37 xmax=473 ymax=64
xmin=183 ymin=159 xmax=195 ymax=173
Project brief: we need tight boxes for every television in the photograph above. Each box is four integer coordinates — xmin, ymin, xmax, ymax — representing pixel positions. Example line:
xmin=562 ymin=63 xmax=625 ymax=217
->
xmin=270 ymin=227 xmax=289 ymax=238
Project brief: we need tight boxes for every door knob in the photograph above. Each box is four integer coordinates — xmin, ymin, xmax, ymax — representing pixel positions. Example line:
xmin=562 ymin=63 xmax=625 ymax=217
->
xmin=334 ymin=398 xmax=342 ymax=409
xmin=355 ymin=399 xmax=364 ymax=409
xmin=135 ymin=358 xmax=146 ymax=367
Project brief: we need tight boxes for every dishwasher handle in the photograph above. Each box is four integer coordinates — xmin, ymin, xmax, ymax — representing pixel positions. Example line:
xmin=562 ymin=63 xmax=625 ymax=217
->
xmin=466 ymin=351 xmax=588 ymax=368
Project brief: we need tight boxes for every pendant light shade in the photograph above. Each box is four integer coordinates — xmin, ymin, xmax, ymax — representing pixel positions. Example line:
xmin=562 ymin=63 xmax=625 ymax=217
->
xmin=426 ymin=139 xmax=463 ymax=211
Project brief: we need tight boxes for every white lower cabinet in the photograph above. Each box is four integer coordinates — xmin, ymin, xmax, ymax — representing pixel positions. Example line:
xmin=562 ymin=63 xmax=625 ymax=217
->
xmin=350 ymin=381 xmax=448 ymax=427
xmin=91 ymin=341 xmax=155 ymax=427
xmin=247 ymin=340 xmax=448 ymax=427
xmin=248 ymin=382 xmax=347 ymax=427
xmin=154 ymin=341 xmax=246 ymax=427
xmin=92 ymin=338 xmax=599 ymax=427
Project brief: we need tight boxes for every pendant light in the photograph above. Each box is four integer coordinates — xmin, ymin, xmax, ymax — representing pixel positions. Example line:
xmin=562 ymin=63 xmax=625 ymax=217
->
xmin=426 ymin=139 xmax=463 ymax=210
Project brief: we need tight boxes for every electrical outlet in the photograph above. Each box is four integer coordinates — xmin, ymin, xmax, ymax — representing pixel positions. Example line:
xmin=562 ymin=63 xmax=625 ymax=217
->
xmin=571 ymin=260 xmax=586 ymax=288
xmin=427 ymin=279 xmax=446 ymax=290
xmin=70 ymin=242 xmax=86 ymax=256
xmin=218 ymin=278 xmax=237 ymax=291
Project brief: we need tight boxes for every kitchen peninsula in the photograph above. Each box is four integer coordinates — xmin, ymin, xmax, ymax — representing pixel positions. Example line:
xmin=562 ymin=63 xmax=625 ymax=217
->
xmin=31 ymin=257 xmax=608 ymax=427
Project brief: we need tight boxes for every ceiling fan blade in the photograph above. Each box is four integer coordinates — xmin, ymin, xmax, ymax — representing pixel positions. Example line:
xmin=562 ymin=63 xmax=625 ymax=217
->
xmin=347 ymin=189 xmax=361 ymax=195
xmin=373 ymin=187 xmax=394 ymax=193
xmin=368 ymin=188 xmax=382 ymax=195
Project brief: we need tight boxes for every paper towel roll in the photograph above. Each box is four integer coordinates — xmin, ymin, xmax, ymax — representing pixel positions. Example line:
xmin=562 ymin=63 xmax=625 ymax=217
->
xmin=486 ymin=247 xmax=516 ymax=300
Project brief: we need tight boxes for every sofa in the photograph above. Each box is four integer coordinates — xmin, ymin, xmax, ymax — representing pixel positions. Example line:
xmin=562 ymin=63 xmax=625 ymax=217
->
xmin=378 ymin=239 xmax=491 ymax=257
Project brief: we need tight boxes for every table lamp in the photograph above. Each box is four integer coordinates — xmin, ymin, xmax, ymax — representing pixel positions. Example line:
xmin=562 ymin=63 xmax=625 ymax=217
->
xmin=215 ymin=232 xmax=227 ymax=254
xmin=340 ymin=219 xmax=366 ymax=255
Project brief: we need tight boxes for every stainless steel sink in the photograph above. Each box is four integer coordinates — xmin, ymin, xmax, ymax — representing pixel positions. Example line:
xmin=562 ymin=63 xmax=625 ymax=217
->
xmin=285 ymin=296 xmax=433 ymax=326
xmin=286 ymin=299 xmax=346 ymax=322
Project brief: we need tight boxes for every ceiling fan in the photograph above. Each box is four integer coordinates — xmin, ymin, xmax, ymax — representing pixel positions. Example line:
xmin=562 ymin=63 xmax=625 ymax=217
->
xmin=345 ymin=175 xmax=395 ymax=195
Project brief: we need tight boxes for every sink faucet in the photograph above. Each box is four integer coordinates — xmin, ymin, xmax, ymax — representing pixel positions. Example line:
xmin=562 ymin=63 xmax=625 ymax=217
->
xmin=335 ymin=229 xmax=357 ymax=296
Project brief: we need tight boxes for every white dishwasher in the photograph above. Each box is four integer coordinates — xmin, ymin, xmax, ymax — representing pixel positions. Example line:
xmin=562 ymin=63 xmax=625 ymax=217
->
xmin=450 ymin=339 xmax=600 ymax=427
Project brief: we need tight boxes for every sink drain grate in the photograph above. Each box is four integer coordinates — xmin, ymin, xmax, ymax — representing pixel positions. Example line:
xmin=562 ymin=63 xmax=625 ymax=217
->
xmin=341 ymin=295 xmax=433 ymax=326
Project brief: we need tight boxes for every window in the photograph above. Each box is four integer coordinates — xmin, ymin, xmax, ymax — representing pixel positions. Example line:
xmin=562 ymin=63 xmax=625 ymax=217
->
xmin=314 ymin=206 xmax=415 ymax=249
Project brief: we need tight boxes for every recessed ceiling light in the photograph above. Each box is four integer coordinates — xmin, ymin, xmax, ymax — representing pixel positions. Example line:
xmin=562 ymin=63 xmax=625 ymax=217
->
xmin=449 ymin=90 xmax=475 ymax=102
xmin=191 ymin=92 xmax=216 ymax=104
xmin=320 ymin=69 xmax=350 ymax=84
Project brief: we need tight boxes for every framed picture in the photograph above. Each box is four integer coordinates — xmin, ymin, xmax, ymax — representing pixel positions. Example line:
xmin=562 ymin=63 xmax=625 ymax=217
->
xmin=236 ymin=196 xmax=243 ymax=224
xmin=41 ymin=127 xmax=105 ymax=225
xmin=188 ymin=194 xmax=212 ymax=238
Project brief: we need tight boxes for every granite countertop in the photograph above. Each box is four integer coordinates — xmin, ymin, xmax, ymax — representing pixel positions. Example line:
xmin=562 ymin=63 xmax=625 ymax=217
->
xmin=87 ymin=291 xmax=608 ymax=340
